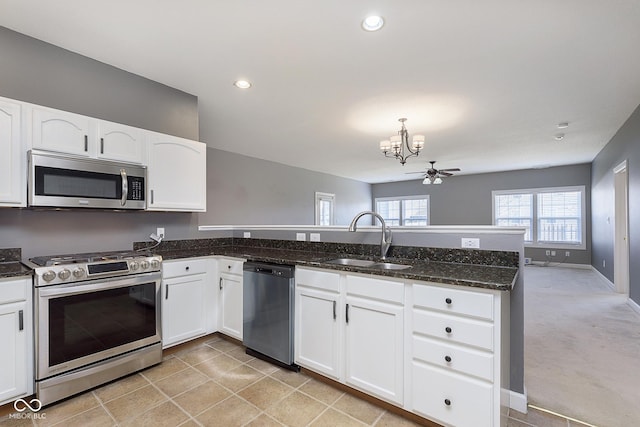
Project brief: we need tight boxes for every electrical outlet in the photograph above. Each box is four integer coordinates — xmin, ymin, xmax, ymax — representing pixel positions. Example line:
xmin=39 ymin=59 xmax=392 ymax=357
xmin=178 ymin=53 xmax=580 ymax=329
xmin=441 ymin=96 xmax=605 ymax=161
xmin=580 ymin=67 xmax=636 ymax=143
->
xmin=551 ymin=250 xmax=556 ymax=257
xmin=461 ymin=238 xmax=480 ymax=249
xmin=565 ymin=251 xmax=570 ymax=257
xmin=296 ymin=233 xmax=306 ymax=241
xmin=156 ymin=227 xmax=165 ymax=239
xmin=310 ymin=233 xmax=321 ymax=242
xmin=243 ymin=232 xmax=251 ymax=238
xmin=545 ymin=250 xmax=551 ymax=256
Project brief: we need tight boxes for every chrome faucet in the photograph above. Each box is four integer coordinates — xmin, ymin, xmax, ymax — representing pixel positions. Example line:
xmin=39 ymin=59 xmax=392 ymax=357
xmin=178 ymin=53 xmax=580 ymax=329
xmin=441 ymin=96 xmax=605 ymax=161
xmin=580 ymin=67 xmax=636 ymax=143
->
xmin=348 ymin=211 xmax=393 ymax=260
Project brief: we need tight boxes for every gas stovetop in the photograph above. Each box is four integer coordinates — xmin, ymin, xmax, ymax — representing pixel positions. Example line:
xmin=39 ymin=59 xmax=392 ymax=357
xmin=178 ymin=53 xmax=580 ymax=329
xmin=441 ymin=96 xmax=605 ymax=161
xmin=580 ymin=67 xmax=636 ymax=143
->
xmin=28 ymin=250 xmax=162 ymax=286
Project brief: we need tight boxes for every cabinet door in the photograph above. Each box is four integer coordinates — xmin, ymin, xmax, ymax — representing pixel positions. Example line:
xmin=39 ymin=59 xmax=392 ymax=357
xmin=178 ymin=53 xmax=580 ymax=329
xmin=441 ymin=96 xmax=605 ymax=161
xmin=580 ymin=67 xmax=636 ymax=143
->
xmin=32 ymin=107 xmax=94 ymax=156
xmin=295 ymin=286 xmax=340 ymax=380
xmin=147 ymin=133 xmax=206 ymax=212
xmin=0 ymin=98 xmax=25 ymax=206
xmin=219 ymin=273 xmax=243 ymax=340
xmin=97 ymin=120 xmax=145 ymax=164
xmin=162 ymin=273 xmax=207 ymax=348
xmin=0 ymin=302 xmax=28 ymax=403
xmin=344 ymin=295 xmax=404 ymax=405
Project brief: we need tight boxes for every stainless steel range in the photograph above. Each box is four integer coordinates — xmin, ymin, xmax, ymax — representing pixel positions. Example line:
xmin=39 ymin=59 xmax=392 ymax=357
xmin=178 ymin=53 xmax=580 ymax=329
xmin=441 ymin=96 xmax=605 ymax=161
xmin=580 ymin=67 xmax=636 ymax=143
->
xmin=27 ymin=251 xmax=163 ymax=406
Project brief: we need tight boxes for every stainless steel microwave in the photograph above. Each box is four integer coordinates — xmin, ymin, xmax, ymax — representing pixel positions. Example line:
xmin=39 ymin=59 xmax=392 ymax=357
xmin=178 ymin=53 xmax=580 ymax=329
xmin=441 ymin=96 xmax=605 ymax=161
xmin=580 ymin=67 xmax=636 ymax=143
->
xmin=28 ymin=150 xmax=146 ymax=210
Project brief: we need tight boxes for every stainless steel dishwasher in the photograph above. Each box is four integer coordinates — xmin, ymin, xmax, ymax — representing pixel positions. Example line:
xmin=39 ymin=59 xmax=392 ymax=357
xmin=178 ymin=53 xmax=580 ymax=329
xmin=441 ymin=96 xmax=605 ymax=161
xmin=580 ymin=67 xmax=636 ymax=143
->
xmin=243 ymin=262 xmax=298 ymax=370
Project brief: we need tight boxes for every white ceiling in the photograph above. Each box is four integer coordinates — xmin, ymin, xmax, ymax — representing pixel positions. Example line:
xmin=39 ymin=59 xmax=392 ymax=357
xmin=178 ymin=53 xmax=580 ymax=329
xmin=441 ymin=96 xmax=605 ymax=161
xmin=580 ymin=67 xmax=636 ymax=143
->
xmin=2 ymin=0 xmax=640 ymax=183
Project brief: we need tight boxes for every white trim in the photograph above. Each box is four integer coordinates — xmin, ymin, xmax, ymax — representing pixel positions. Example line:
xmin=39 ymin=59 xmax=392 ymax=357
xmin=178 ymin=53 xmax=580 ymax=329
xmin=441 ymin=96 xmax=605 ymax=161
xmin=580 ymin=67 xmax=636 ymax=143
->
xmin=315 ymin=192 xmax=335 ymax=226
xmin=527 ymin=261 xmax=591 ymax=269
xmin=506 ymin=388 xmax=528 ymax=414
xmin=613 ymin=159 xmax=628 ymax=174
xmin=627 ymin=298 xmax=640 ymax=316
xmin=375 ymin=195 xmax=431 ymax=226
xmin=591 ymin=265 xmax=616 ymax=291
xmin=198 ymin=224 xmax=527 ymax=235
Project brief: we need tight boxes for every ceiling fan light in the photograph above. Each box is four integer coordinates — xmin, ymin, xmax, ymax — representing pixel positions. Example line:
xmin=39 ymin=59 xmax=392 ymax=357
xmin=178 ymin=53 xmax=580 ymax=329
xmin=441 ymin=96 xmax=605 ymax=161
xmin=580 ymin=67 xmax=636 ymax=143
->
xmin=434 ymin=177 xmax=443 ymax=184
xmin=423 ymin=177 xmax=431 ymax=185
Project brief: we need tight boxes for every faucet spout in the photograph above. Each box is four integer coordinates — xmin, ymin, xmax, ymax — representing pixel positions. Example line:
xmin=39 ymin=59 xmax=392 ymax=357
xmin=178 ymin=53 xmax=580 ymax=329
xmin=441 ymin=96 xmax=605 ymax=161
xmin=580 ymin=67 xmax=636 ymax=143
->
xmin=348 ymin=211 xmax=393 ymax=260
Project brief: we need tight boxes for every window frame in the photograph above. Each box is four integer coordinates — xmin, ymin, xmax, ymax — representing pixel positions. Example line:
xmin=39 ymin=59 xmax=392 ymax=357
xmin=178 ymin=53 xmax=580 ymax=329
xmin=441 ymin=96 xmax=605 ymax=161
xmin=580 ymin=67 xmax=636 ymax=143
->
xmin=315 ymin=192 xmax=335 ymax=226
xmin=374 ymin=195 xmax=430 ymax=226
xmin=492 ymin=186 xmax=586 ymax=250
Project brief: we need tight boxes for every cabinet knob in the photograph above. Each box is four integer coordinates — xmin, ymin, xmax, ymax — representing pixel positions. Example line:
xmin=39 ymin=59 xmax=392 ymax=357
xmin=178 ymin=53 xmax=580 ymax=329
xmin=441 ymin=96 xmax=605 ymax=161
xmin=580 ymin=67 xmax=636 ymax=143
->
xmin=445 ymin=326 xmax=452 ymax=334
xmin=445 ymin=355 xmax=452 ymax=363
xmin=185 ymin=266 xmax=190 ymax=270
xmin=444 ymin=398 xmax=451 ymax=406
xmin=445 ymin=297 xmax=452 ymax=305
xmin=228 ymin=265 xmax=231 ymax=269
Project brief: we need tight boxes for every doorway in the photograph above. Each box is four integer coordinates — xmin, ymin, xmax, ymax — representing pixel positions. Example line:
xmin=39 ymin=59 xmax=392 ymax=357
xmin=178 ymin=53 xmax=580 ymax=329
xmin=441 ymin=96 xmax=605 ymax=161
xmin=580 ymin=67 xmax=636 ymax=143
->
xmin=613 ymin=160 xmax=629 ymax=295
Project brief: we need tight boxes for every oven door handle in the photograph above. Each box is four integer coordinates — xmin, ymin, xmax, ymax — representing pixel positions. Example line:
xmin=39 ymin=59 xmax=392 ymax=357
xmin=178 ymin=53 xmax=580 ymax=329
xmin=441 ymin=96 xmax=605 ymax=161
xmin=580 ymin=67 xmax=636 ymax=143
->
xmin=37 ymin=273 xmax=160 ymax=298
xmin=120 ymin=168 xmax=128 ymax=206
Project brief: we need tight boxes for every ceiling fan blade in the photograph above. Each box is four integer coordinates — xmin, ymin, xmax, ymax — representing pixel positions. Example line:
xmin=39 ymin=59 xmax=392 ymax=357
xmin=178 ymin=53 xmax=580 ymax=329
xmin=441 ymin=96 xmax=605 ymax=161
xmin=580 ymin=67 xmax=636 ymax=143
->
xmin=405 ymin=171 xmax=426 ymax=174
xmin=439 ymin=168 xmax=461 ymax=172
xmin=438 ymin=171 xmax=454 ymax=176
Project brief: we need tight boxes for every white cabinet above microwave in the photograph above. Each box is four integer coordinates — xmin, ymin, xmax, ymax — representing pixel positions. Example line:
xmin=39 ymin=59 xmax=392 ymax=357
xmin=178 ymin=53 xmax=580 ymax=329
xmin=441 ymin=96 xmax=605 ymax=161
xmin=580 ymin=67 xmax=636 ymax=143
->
xmin=29 ymin=106 xmax=145 ymax=164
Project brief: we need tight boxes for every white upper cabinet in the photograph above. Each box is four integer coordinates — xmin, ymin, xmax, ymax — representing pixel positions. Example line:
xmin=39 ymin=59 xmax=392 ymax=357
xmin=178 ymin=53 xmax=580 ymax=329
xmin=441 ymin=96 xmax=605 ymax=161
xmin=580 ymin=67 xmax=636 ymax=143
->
xmin=147 ymin=132 xmax=207 ymax=212
xmin=0 ymin=97 xmax=25 ymax=207
xmin=31 ymin=106 xmax=95 ymax=157
xmin=30 ymin=105 xmax=144 ymax=164
xmin=97 ymin=120 xmax=145 ymax=164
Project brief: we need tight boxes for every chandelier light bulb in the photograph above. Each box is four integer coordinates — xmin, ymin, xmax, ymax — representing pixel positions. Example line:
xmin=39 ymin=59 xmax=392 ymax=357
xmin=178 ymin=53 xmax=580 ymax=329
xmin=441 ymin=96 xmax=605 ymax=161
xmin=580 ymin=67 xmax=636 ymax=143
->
xmin=379 ymin=140 xmax=391 ymax=151
xmin=412 ymin=135 xmax=425 ymax=150
xmin=390 ymin=135 xmax=402 ymax=148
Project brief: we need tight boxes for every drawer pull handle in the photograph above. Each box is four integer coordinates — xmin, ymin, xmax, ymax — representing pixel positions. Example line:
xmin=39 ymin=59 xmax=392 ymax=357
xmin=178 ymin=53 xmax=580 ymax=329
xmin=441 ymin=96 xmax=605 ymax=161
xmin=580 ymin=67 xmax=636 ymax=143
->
xmin=445 ymin=355 xmax=452 ymax=363
xmin=445 ymin=297 xmax=452 ymax=305
xmin=445 ymin=326 xmax=452 ymax=334
xmin=444 ymin=398 xmax=451 ymax=406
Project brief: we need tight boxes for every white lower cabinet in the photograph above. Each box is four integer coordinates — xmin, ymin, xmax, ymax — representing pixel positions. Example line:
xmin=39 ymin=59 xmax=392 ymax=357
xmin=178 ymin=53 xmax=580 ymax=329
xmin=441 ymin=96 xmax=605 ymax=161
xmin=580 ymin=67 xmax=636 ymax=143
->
xmin=0 ymin=277 xmax=33 ymax=405
xmin=218 ymin=258 xmax=243 ymax=340
xmin=162 ymin=258 xmax=210 ymax=348
xmin=295 ymin=268 xmax=404 ymax=406
xmin=295 ymin=267 xmax=508 ymax=427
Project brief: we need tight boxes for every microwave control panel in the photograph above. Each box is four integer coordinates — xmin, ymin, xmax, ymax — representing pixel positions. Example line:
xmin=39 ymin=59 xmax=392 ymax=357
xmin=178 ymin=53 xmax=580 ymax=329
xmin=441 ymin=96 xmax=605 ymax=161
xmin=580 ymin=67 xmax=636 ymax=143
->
xmin=128 ymin=176 xmax=145 ymax=201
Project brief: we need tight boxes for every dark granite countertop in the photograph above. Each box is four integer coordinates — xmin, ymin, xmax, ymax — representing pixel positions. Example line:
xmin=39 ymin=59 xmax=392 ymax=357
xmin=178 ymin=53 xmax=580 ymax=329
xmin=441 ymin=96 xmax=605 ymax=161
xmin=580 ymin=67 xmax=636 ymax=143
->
xmin=0 ymin=248 xmax=32 ymax=280
xmin=155 ymin=245 xmax=517 ymax=291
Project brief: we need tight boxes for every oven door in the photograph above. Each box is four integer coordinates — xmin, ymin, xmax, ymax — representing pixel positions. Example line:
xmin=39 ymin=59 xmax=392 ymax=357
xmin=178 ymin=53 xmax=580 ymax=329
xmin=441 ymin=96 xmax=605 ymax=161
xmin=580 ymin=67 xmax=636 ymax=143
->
xmin=35 ymin=272 xmax=161 ymax=380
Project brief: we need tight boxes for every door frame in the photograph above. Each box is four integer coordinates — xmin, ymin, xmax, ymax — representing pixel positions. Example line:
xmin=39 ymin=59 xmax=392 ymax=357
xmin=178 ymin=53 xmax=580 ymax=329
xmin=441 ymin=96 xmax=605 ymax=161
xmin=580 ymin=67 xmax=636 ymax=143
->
xmin=613 ymin=160 xmax=629 ymax=295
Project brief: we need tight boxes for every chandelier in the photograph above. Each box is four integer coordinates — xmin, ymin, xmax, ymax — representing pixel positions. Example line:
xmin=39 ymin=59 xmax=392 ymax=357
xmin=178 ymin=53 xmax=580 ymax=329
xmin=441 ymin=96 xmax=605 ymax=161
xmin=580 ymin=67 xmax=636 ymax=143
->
xmin=379 ymin=118 xmax=425 ymax=165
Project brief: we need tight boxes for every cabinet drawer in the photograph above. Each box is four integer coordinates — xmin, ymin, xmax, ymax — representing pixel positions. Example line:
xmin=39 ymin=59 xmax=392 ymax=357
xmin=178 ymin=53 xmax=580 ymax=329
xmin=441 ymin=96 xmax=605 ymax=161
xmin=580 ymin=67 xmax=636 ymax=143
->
xmin=412 ymin=362 xmax=493 ymax=427
xmin=295 ymin=268 xmax=340 ymax=292
xmin=413 ymin=309 xmax=494 ymax=351
xmin=219 ymin=258 xmax=244 ymax=275
xmin=163 ymin=258 xmax=209 ymax=279
xmin=413 ymin=283 xmax=494 ymax=321
xmin=413 ymin=335 xmax=493 ymax=381
xmin=346 ymin=274 xmax=403 ymax=304
xmin=0 ymin=278 xmax=28 ymax=304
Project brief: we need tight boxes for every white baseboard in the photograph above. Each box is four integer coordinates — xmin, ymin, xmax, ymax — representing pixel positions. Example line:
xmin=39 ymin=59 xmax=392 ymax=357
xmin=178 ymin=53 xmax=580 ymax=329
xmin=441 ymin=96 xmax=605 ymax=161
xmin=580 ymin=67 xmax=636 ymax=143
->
xmin=591 ymin=266 xmax=616 ymax=291
xmin=628 ymin=298 xmax=640 ymax=316
xmin=528 ymin=261 xmax=591 ymax=269
xmin=505 ymin=388 xmax=528 ymax=414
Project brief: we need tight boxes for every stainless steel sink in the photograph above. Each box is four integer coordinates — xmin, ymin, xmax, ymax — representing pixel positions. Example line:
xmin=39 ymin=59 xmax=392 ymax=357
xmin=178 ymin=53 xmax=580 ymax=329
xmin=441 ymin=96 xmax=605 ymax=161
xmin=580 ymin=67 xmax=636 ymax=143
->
xmin=370 ymin=262 xmax=412 ymax=270
xmin=325 ymin=258 xmax=412 ymax=270
xmin=325 ymin=258 xmax=377 ymax=267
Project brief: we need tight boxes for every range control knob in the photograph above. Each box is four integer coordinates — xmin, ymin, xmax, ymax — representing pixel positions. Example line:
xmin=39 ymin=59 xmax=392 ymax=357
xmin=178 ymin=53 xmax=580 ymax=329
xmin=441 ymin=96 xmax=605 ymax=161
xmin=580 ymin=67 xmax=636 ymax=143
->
xmin=140 ymin=260 xmax=150 ymax=270
xmin=129 ymin=261 xmax=139 ymax=271
xmin=42 ymin=270 xmax=56 ymax=282
xmin=73 ymin=268 xmax=85 ymax=278
xmin=150 ymin=259 xmax=160 ymax=269
xmin=58 ymin=269 xmax=71 ymax=280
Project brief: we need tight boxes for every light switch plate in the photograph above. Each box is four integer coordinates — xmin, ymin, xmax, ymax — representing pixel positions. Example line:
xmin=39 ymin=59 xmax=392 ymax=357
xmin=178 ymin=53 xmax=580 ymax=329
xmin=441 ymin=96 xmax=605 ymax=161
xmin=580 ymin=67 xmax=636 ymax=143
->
xmin=461 ymin=238 xmax=480 ymax=249
xmin=243 ymin=232 xmax=251 ymax=238
xmin=296 ymin=233 xmax=306 ymax=241
xmin=310 ymin=233 xmax=321 ymax=242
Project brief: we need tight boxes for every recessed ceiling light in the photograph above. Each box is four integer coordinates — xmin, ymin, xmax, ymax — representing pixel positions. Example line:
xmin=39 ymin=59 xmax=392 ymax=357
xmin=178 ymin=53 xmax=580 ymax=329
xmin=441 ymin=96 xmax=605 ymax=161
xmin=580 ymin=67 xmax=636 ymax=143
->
xmin=234 ymin=80 xmax=252 ymax=89
xmin=362 ymin=15 xmax=384 ymax=31
xmin=557 ymin=122 xmax=569 ymax=129
xmin=554 ymin=133 xmax=565 ymax=141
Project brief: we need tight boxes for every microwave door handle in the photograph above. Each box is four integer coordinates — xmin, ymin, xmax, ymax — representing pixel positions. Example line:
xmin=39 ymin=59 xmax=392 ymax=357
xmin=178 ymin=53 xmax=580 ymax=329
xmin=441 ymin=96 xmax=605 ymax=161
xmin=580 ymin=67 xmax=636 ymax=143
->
xmin=120 ymin=169 xmax=128 ymax=206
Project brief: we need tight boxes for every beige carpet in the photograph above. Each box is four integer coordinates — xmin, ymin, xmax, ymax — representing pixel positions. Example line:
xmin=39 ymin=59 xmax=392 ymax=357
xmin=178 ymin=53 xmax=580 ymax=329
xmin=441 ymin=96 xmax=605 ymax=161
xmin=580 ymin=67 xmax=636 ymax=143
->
xmin=524 ymin=265 xmax=640 ymax=427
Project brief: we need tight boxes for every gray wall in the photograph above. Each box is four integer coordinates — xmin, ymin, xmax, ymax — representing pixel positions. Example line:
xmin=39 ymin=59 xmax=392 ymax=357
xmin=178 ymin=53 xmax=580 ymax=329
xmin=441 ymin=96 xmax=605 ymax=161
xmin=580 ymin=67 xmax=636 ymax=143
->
xmin=592 ymin=103 xmax=640 ymax=304
xmin=199 ymin=148 xmax=371 ymax=226
xmin=372 ymin=164 xmax=592 ymax=264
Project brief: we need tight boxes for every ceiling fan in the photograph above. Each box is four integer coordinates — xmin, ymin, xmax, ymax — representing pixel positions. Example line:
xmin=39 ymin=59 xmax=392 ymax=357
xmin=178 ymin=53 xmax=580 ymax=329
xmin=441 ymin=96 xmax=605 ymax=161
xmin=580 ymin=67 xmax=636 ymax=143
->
xmin=407 ymin=161 xmax=461 ymax=185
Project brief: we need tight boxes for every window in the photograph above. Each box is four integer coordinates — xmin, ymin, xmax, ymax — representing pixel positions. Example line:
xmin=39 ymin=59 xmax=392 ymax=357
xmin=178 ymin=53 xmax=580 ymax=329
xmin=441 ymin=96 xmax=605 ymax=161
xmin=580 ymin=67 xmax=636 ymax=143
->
xmin=315 ymin=192 xmax=335 ymax=226
xmin=375 ymin=196 xmax=429 ymax=226
xmin=493 ymin=186 xmax=585 ymax=248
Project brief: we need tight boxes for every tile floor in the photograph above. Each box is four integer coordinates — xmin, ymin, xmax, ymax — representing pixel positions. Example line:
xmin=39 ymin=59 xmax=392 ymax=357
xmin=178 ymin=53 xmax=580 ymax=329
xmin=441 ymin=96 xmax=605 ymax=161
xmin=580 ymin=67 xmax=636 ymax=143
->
xmin=1 ymin=334 xmax=589 ymax=427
